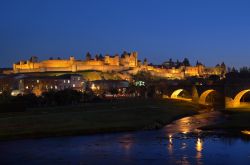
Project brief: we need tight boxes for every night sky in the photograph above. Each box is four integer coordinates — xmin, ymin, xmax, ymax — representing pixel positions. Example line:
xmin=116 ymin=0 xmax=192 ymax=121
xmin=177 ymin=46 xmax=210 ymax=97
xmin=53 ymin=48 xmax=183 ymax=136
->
xmin=0 ymin=0 xmax=250 ymax=68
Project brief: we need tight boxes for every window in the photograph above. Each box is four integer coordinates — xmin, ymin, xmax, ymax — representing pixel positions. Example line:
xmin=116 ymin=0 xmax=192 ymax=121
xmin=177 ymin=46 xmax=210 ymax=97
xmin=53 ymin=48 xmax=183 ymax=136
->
xmin=68 ymin=80 xmax=70 ymax=84
xmin=73 ymin=84 xmax=75 ymax=87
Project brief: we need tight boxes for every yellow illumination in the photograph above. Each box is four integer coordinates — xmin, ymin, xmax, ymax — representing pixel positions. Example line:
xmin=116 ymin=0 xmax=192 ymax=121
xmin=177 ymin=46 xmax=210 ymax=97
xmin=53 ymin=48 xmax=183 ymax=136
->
xmin=196 ymin=138 xmax=203 ymax=152
xmin=241 ymin=130 xmax=250 ymax=135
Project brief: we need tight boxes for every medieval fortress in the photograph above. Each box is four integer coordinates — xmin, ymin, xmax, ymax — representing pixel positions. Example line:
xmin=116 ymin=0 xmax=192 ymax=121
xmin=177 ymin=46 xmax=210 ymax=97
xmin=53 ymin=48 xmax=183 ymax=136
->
xmin=13 ymin=51 xmax=226 ymax=79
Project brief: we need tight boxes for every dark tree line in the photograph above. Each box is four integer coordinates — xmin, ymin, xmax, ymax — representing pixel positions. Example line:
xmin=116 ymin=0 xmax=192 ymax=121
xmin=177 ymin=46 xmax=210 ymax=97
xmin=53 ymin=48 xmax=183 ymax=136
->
xmin=226 ymin=66 xmax=250 ymax=81
xmin=0 ymin=89 xmax=99 ymax=112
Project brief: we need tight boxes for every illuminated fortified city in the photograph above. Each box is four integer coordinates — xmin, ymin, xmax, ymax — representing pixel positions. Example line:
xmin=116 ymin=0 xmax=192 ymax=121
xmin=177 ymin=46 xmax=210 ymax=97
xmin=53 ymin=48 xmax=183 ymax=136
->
xmin=13 ymin=51 xmax=226 ymax=79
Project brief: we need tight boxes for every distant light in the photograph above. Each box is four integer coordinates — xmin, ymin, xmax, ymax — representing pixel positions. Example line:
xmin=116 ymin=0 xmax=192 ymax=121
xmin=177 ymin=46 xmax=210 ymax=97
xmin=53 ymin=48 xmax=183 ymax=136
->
xmin=241 ymin=130 xmax=250 ymax=135
xmin=196 ymin=138 xmax=203 ymax=152
xmin=135 ymin=81 xmax=145 ymax=86
xmin=91 ymin=84 xmax=96 ymax=90
xmin=73 ymin=84 xmax=75 ymax=87
xmin=11 ymin=90 xmax=22 ymax=96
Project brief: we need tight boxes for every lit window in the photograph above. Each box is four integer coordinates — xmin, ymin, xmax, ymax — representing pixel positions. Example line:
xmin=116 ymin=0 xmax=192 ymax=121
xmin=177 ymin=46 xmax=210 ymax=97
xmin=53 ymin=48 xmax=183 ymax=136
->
xmin=73 ymin=84 xmax=75 ymax=87
xmin=68 ymin=80 xmax=70 ymax=84
xmin=64 ymin=80 xmax=66 ymax=83
xmin=37 ymin=80 xmax=39 ymax=83
xmin=55 ymin=85 xmax=58 ymax=89
xmin=91 ymin=84 xmax=96 ymax=90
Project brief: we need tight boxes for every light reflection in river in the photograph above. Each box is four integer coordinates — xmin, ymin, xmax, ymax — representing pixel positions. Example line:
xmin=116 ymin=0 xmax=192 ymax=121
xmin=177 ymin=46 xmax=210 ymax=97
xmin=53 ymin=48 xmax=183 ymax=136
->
xmin=196 ymin=138 xmax=203 ymax=165
xmin=1 ymin=111 xmax=250 ymax=165
xmin=167 ymin=134 xmax=173 ymax=154
xmin=196 ymin=138 xmax=203 ymax=152
xmin=118 ymin=134 xmax=134 ymax=153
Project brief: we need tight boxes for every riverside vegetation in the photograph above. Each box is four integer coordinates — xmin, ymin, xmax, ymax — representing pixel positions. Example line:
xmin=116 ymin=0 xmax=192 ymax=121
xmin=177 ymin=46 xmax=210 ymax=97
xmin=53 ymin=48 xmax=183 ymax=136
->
xmin=0 ymin=99 xmax=202 ymax=140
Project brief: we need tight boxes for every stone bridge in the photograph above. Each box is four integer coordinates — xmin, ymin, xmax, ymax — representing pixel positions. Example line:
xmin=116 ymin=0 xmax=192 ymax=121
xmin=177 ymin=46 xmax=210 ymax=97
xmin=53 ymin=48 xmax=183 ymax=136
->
xmin=163 ymin=82 xmax=250 ymax=108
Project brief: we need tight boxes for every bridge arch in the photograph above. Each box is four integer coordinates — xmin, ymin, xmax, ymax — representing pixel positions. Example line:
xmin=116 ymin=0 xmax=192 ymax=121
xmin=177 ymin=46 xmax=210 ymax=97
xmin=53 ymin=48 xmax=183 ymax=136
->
xmin=233 ymin=89 xmax=250 ymax=106
xmin=170 ymin=89 xmax=191 ymax=100
xmin=199 ymin=89 xmax=217 ymax=105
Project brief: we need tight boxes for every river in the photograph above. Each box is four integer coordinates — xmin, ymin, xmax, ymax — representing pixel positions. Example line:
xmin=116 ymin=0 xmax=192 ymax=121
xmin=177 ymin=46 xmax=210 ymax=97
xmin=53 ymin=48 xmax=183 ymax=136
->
xmin=0 ymin=110 xmax=250 ymax=165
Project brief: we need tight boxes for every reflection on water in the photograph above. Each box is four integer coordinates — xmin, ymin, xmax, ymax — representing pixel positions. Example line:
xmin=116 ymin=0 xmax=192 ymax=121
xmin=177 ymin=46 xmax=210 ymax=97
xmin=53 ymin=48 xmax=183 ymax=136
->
xmin=0 ymin=111 xmax=250 ymax=165
xmin=241 ymin=130 xmax=250 ymax=135
xmin=196 ymin=138 xmax=203 ymax=165
xmin=196 ymin=138 xmax=203 ymax=152
xmin=118 ymin=134 xmax=134 ymax=152
xmin=164 ymin=111 xmax=223 ymax=135
xmin=167 ymin=134 xmax=174 ymax=156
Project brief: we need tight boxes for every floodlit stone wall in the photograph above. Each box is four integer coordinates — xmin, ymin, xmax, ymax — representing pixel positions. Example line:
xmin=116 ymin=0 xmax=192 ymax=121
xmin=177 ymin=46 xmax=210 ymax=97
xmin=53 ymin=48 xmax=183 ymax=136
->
xmin=12 ymin=51 xmax=226 ymax=79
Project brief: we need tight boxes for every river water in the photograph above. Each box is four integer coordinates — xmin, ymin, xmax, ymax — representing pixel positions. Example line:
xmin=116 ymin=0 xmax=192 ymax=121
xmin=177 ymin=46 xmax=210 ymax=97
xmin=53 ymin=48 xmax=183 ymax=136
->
xmin=0 ymin=111 xmax=250 ymax=165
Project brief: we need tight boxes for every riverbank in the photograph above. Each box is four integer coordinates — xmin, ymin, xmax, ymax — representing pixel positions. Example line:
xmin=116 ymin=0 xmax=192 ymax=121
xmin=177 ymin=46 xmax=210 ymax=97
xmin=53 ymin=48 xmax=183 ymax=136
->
xmin=0 ymin=99 xmax=203 ymax=140
xmin=200 ymin=108 xmax=250 ymax=134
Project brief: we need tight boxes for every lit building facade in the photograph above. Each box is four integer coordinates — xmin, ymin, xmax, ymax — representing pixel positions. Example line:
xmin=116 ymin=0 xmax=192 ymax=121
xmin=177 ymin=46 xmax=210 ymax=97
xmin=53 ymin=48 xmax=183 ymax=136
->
xmin=11 ymin=51 xmax=226 ymax=80
xmin=18 ymin=74 xmax=86 ymax=96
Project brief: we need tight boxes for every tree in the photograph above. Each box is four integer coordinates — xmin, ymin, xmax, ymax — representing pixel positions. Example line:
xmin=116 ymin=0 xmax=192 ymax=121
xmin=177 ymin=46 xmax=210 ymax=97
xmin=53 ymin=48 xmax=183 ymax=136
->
xmin=98 ymin=54 xmax=103 ymax=59
xmin=95 ymin=54 xmax=99 ymax=60
xmin=110 ymin=88 xmax=118 ymax=95
xmin=231 ymin=67 xmax=238 ymax=73
xmin=86 ymin=52 xmax=91 ymax=61
xmin=183 ymin=58 xmax=190 ymax=66
xmin=143 ymin=58 xmax=148 ymax=65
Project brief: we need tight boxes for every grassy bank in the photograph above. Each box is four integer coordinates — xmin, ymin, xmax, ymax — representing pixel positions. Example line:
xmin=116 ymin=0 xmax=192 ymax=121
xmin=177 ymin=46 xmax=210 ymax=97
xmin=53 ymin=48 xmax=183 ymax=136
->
xmin=201 ymin=108 xmax=250 ymax=132
xmin=0 ymin=99 xmax=202 ymax=140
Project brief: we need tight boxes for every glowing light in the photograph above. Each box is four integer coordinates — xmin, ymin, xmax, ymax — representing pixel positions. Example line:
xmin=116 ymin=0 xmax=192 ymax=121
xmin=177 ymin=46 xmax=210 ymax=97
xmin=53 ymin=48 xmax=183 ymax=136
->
xmin=199 ymin=89 xmax=216 ymax=105
xmin=11 ymin=90 xmax=22 ymax=96
xmin=91 ymin=84 xmax=97 ymax=90
xmin=168 ymin=134 xmax=173 ymax=144
xmin=168 ymin=134 xmax=173 ymax=154
xmin=233 ymin=89 xmax=250 ymax=107
xmin=170 ymin=89 xmax=192 ymax=101
xmin=196 ymin=138 xmax=203 ymax=152
xmin=241 ymin=130 xmax=250 ymax=135
xmin=171 ymin=89 xmax=185 ymax=99
xmin=135 ymin=81 xmax=145 ymax=86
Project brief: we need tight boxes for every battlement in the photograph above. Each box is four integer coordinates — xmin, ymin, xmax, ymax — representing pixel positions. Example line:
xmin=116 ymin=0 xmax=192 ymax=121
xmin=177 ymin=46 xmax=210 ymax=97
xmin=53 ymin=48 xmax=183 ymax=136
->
xmin=12 ymin=52 xmax=226 ymax=79
xmin=13 ymin=51 xmax=139 ymax=73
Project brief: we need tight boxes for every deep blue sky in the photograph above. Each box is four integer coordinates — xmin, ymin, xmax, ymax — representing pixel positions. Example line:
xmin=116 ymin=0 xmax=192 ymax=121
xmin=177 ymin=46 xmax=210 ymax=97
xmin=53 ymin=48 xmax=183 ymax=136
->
xmin=0 ymin=0 xmax=250 ymax=68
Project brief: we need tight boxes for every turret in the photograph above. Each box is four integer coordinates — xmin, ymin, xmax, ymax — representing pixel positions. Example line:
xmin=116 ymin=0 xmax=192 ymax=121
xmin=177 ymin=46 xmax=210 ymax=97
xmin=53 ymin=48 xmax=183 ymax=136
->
xmin=70 ymin=56 xmax=75 ymax=61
